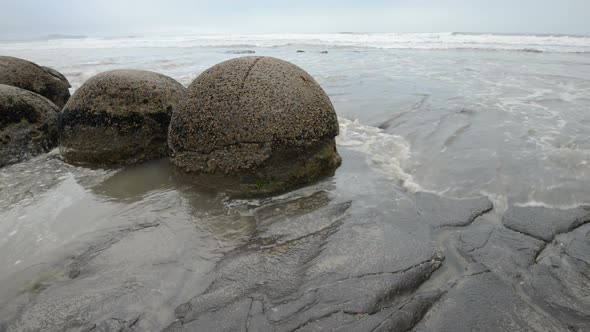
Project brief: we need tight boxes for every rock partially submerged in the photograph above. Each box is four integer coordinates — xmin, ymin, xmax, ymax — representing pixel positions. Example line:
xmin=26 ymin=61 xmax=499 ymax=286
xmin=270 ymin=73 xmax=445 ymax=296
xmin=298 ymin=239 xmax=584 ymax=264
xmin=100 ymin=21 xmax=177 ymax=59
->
xmin=0 ymin=84 xmax=59 ymax=167
xmin=225 ymin=50 xmax=256 ymax=54
xmin=169 ymin=56 xmax=342 ymax=196
xmin=163 ymin=151 xmax=495 ymax=331
xmin=0 ymin=56 xmax=70 ymax=108
xmin=503 ymin=204 xmax=590 ymax=241
xmin=58 ymin=69 xmax=187 ymax=166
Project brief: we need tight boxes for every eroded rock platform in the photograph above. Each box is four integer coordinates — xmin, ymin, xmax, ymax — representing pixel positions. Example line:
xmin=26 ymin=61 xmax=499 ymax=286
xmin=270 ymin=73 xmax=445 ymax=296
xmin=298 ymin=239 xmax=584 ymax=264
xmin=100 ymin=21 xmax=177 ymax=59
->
xmin=1 ymin=149 xmax=589 ymax=331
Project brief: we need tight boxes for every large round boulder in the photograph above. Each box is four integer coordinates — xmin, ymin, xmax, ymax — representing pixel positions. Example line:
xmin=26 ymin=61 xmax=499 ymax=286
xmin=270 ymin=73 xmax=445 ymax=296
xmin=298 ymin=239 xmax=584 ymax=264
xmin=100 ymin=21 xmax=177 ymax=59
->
xmin=58 ymin=69 xmax=186 ymax=166
xmin=0 ymin=56 xmax=71 ymax=108
xmin=0 ymin=84 xmax=59 ymax=167
xmin=169 ymin=56 xmax=342 ymax=196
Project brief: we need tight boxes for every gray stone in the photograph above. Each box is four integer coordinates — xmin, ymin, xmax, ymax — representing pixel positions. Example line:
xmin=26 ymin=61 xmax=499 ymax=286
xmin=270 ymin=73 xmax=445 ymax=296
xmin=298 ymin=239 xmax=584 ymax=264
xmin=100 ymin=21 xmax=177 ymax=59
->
xmin=455 ymin=209 xmax=590 ymax=331
xmin=0 ymin=84 xmax=59 ymax=167
xmin=414 ymin=272 xmax=568 ymax=332
xmin=165 ymin=194 xmax=444 ymax=331
xmin=0 ymin=56 xmax=70 ymax=108
xmin=225 ymin=50 xmax=256 ymax=54
xmin=415 ymin=192 xmax=493 ymax=227
xmin=163 ymin=150 xmax=455 ymax=331
xmin=169 ymin=56 xmax=341 ymax=196
xmin=525 ymin=223 xmax=590 ymax=331
xmin=503 ymin=205 xmax=590 ymax=241
xmin=458 ymin=224 xmax=545 ymax=277
xmin=9 ymin=147 xmax=587 ymax=331
xmin=58 ymin=69 xmax=186 ymax=166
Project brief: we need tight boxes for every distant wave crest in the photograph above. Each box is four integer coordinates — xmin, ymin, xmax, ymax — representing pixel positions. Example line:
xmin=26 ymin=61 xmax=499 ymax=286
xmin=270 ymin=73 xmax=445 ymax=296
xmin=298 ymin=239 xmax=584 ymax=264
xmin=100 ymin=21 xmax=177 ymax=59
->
xmin=1 ymin=32 xmax=589 ymax=53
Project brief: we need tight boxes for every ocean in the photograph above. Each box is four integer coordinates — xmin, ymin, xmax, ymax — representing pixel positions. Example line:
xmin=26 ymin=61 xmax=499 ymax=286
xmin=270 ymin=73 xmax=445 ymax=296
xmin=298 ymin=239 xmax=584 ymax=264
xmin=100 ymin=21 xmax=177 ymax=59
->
xmin=1 ymin=32 xmax=590 ymax=330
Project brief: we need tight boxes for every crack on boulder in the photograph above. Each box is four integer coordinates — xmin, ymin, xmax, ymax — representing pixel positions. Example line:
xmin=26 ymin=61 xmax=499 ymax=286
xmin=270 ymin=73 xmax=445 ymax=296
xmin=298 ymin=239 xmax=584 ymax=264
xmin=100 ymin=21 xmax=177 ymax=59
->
xmin=238 ymin=57 xmax=262 ymax=96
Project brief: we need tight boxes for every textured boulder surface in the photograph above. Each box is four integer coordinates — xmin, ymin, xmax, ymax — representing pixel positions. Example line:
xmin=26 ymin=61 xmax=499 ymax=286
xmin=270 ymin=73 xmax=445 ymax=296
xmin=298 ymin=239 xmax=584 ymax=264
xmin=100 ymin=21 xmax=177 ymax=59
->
xmin=0 ymin=84 xmax=59 ymax=167
xmin=41 ymin=66 xmax=72 ymax=88
xmin=169 ymin=56 xmax=341 ymax=196
xmin=0 ymin=56 xmax=70 ymax=108
xmin=58 ymin=69 xmax=187 ymax=166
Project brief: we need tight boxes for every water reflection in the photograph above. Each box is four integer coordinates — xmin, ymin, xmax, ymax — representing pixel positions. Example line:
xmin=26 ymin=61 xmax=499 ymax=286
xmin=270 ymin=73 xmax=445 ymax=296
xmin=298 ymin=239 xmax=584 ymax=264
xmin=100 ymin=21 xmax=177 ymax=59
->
xmin=89 ymin=158 xmax=175 ymax=203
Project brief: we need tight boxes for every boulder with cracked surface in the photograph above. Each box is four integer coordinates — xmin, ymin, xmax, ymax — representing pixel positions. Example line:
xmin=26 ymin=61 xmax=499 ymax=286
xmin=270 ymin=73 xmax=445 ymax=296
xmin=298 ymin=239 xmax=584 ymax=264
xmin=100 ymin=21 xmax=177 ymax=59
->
xmin=0 ymin=56 xmax=70 ymax=108
xmin=168 ymin=56 xmax=342 ymax=196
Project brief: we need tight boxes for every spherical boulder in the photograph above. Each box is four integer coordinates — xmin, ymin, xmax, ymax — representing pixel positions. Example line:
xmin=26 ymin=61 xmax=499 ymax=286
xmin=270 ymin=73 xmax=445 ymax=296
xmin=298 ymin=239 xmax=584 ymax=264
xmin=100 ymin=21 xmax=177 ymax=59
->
xmin=169 ymin=56 xmax=342 ymax=196
xmin=0 ymin=56 xmax=71 ymax=108
xmin=0 ymin=84 xmax=59 ymax=167
xmin=58 ymin=69 xmax=187 ymax=166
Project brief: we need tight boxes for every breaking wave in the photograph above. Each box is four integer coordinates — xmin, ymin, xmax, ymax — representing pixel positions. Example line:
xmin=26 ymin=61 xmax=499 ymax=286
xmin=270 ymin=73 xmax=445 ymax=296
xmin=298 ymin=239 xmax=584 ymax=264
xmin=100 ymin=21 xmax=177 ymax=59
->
xmin=336 ymin=118 xmax=422 ymax=192
xmin=1 ymin=32 xmax=589 ymax=53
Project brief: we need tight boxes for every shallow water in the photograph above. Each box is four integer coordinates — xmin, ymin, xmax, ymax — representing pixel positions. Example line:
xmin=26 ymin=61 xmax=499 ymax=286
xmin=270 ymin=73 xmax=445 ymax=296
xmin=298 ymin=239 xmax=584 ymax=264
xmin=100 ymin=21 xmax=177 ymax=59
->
xmin=3 ymin=38 xmax=590 ymax=206
xmin=1 ymin=34 xmax=590 ymax=330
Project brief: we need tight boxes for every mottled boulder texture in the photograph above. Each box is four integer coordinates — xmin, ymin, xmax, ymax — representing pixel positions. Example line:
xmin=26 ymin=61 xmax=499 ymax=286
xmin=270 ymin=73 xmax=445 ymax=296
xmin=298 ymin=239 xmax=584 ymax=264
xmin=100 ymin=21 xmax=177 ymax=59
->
xmin=0 ymin=56 xmax=70 ymax=108
xmin=41 ymin=66 xmax=72 ymax=88
xmin=0 ymin=84 xmax=59 ymax=167
xmin=169 ymin=56 xmax=342 ymax=196
xmin=58 ymin=69 xmax=187 ymax=166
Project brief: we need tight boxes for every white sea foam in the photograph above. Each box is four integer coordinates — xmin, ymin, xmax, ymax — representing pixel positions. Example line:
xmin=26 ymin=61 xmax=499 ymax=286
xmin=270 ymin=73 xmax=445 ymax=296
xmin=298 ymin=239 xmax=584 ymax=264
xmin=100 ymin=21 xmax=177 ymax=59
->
xmin=336 ymin=118 xmax=421 ymax=192
xmin=513 ymin=200 xmax=587 ymax=210
xmin=1 ymin=32 xmax=590 ymax=53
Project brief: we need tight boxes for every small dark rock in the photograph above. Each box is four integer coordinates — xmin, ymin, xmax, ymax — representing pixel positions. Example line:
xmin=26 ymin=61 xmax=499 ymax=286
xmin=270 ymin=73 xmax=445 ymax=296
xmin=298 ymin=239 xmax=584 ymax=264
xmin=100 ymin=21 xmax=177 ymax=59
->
xmin=225 ymin=50 xmax=256 ymax=54
xmin=0 ymin=84 xmax=59 ymax=167
xmin=320 ymin=51 xmax=329 ymax=54
xmin=0 ymin=56 xmax=71 ymax=108
xmin=58 ymin=69 xmax=187 ymax=166
xmin=296 ymin=50 xmax=305 ymax=53
xmin=169 ymin=56 xmax=342 ymax=196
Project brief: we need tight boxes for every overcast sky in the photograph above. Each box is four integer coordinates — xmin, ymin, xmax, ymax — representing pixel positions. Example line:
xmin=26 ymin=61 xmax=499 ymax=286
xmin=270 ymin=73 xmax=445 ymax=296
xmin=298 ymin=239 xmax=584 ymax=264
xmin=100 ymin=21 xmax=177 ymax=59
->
xmin=1 ymin=0 xmax=588 ymax=39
